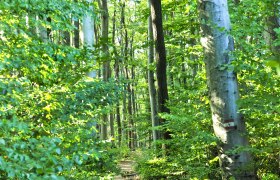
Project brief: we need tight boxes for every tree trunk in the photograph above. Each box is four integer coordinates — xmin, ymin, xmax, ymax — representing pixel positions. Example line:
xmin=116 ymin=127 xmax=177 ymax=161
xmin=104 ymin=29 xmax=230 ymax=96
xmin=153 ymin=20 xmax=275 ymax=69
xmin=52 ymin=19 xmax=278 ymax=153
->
xmin=198 ymin=0 xmax=255 ymax=179
xmin=122 ymin=83 xmax=127 ymax=146
xmin=82 ymin=0 xmax=96 ymax=78
xmin=109 ymin=113 xmax=115 ymax=146
xmin=266 ymin=15 xmax=280 ymax=54
xmin=74 ymin=19 xmax=79 ymax=48
xmin=64 ymin=32 xmax=70 ymax=45
xmin=148 ymin=0 xmax=160 ymax=144
xmin=126 ymin=66 xmax=135 ymax=150
xmin=99 ymin=0 xmax=110 ymax=140
xmin=131 ymin=66 xmax=138 ymax=148
xmin=100 ymin=0 xmax=111 ymax=81
xmin=63 ymin=27 xmax=70 ymax=46
xmin=112 ymin=2 xmax=122 ymax=147
xmin=120 ymin=1 xmax=129 ymax=147
xmin=38 ymin=16 xmax=48 ymax=42
xmin=150 ymin=0 xmax=171 ymax=141
xmin=46 ymin=17 xmax=52 ymax=41
xmin=116 ymin=102 xmax=122 ymax=147
xmin=73 ymin=0 xmax=80 ymax=47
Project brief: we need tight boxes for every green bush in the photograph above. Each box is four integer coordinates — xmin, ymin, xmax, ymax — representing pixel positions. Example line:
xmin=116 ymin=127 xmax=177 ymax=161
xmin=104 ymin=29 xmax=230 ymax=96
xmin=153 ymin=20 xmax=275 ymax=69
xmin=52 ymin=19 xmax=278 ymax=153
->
xmin=0 ymin=78 xmax=120 ymax=179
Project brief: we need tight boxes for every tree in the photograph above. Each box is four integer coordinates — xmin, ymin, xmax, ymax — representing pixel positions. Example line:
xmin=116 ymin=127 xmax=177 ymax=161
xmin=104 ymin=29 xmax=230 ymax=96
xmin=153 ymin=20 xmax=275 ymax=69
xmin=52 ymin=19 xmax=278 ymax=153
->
xmin=83 ymin=0 xmax=96 ymax=78
xmin=264 ymin=1 xmax=280 ymax=56
xmin=112 ymin=1 xmax=122 ymax=147
xmin=198 ymin=0 xmax=256 ymax=179
xmin=97 ymin=0 xmax=110 ymax=140
xmin=149 ymin=0 xmax=171 ymax=142
xmin=148 ymin=0 xmax=160 ymax=145
xmin=74 ymin=0 xmax=80 ymax=49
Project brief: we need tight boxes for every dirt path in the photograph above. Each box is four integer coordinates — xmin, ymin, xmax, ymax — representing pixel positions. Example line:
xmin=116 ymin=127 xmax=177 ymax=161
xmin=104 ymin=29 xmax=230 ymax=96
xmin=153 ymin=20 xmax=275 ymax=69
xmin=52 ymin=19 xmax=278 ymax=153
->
xmin=114 ymin=160 xmax=139 ymax=180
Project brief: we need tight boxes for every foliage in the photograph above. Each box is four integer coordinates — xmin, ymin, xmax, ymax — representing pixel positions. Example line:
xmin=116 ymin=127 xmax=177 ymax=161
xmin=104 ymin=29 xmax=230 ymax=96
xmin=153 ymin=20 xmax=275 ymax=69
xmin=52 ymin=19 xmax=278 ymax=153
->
xmin=0 ymin=76 xmax=120 ymax=179
xmin=0 ymin=0 xmax=120 ymax=179
xmin=132 ymin=0 xmax=279 ymax=179
xmin=229 ymin=0 xmax=280 ymax=178
xmin=0 ymin=0 xmax=279 ymax=179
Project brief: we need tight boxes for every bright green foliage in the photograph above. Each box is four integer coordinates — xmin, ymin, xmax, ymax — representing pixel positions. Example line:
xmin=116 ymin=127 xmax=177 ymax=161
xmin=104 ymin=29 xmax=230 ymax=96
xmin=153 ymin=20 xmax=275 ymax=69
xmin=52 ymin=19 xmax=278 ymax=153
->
xmin=132 ymin=0 xmax=279 ymax=179
xmin=1 ymin=0 xmax=279 ymax=179
xmin=0 ymin=0 xmax=119 ymax=179
xmin=0 ymin=79 xmax=120 ymax=179
xmin=229 ymin=0 xmax=280 ymax=178
xmin=132 ymin=0 xmax=221 ymax=179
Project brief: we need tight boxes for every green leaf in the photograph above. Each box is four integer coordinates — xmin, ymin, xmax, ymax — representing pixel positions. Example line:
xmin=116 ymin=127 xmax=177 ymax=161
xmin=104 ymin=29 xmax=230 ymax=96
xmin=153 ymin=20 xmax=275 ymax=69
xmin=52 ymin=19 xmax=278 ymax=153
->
xmin=0 ymin=138 xmax=5 ymax=145
xmin=55 ymin=148 xmax=61 ymax=155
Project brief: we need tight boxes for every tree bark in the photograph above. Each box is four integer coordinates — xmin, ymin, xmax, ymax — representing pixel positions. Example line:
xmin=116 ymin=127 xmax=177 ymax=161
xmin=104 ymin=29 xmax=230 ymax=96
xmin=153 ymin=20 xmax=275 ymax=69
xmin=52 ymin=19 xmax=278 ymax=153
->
xmin=109 ymin=113 xmax=115 ymax=146
xmin=99 ymin=0 xmax=111 ymax=81
xmin=74 ymin=19 xmax=80 ymax=48
xmin=82 ymin=0 xmax=96 ymax=78
xmin=112 ymin=2 xmax=122 ymax=147
xmin=148 ymin=0 xmax=160 ymax=144
xmin=198 ymin=0 xmax=255 ymax=179
xmin=120 ymin=1 xmax=129 ymax=147
xmin=116 ymin=102 xmax=122 ymax=146
xmin=266 ymin=15 xmax=280 ymax=54
xmin=73 ymin=0 xmax=80 ymax=48
xmin=38 ymin=16 xmax=48 ymax=42
xmin=46 ymin=17 xmax=52 ymax=41
xmin=64 ymin=32 xmax=70 ymax=45
xmin=150 ymin=0 xmax=171 ymax=141
xmin=131 ymin=66 xmax=138 ymax=148
xmin=99 ymin=0 xmax=110 ymax=140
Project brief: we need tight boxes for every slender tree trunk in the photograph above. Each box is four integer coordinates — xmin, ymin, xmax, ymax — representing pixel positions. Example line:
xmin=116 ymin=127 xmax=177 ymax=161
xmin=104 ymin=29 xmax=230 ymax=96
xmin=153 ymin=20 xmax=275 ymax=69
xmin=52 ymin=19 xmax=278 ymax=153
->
xmin=100 ymin=0 xmax=110 ymax=81
xmin=129 ymin=35 xmax=138 ymax=148
xmin=63 ymin=18 xmax=70 ymax=46
xmin=82 ymin=0 xmax=95 ymax=47
xmin=127 ymin=82 xmax=134 ymax=149
xmin=116 ymin=102 xmax=122 ymax=146
xmin=112 ymin=2 xmax=122 ymax=146
xmin=100 ymin=1 xmax=110 ymax=144
xmin=120 ymin=1 xmax=129 ymax=147
xmin=74 ymin=18 xmax=80 ymax=48
xmin=122 ymin=83 xmax=127 ymax=145
xmin=109 ymin=113 xmax=115 ymax=146
xmin=131 ymin=66 xmax=138 ymax=148
xmin=148 ymin=0 xmax=160 ymax=144
xmin=150 ymin=0 xmax=171 ymax=141
xmin=266 ymin=15 xmax=280 ymax=54
xmin=46 ymin=17 xmax=52 ymax=41
xmin=198 ymin=0 xmax=255 ymax=179
xmin=38 ymin=16 xmax=48 ymax=42
xmin=99 ymin=0 xmax=110 ymax=140
xmin=125 ymin=65 xmax=135 ymax=149
xmin=64 ymin=31 xmax=70 ymax=45
xmin=83 ymin=0 xmax=96 ymax=78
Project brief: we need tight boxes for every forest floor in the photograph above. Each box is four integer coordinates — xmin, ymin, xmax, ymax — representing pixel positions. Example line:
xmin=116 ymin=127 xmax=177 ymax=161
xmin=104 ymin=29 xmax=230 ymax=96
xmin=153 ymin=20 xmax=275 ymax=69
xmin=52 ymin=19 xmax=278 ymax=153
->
xmin=114 ymin=160 xmax=139 ymax=180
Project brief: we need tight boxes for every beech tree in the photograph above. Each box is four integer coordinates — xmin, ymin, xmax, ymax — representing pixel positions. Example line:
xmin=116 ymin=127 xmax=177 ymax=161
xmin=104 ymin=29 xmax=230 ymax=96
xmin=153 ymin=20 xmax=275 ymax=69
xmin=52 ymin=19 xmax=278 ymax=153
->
xmin=1 ymin=0 xmax=279 ymax=179
xmin=148 ymin=0 xmax=160 ymax=144
xmin=150 ymin=0 xmax=171 ymax=142
xmin=97 ymin=0 xmax=110 ymax=140
xmin=83 ymin=0 xmax=96 ymax=78
xmin=198 ymin=0 xmax=255 ymax=179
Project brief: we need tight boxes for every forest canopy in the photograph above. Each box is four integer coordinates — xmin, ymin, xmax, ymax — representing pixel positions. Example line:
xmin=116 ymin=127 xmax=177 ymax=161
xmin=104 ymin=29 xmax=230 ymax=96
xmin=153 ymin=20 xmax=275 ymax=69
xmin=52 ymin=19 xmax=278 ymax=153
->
xmin=0 ymin=0 xmax=279 ymax=179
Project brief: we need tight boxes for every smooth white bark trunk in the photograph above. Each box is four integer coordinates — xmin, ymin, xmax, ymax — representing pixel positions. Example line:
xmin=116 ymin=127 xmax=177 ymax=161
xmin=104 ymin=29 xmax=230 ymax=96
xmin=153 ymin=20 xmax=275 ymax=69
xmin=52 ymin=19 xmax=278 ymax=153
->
xmin=198 ymin=0 xmax=255 ymax=179
xmin=82 ymin=0 xmax=96 ymax=78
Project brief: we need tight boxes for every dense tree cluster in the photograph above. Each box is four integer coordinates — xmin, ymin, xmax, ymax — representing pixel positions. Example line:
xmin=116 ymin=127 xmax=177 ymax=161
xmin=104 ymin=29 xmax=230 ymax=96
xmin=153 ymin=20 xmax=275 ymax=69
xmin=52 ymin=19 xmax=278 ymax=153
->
xmin=0 ymin=0 xmax=279 ymax=179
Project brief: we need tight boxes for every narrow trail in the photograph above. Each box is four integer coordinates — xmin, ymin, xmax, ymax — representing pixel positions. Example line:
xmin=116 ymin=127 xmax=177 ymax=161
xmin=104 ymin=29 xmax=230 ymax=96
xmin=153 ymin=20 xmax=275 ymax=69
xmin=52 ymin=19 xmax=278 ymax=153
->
xmin=114 ymin=160 xmax=139 ymax=180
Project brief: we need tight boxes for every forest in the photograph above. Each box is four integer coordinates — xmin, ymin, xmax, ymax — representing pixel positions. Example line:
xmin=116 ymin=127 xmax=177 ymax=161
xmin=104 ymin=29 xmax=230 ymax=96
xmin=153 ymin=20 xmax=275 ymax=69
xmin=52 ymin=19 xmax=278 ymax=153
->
xmin=0 ymin=0 xmax=279 ymax=179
